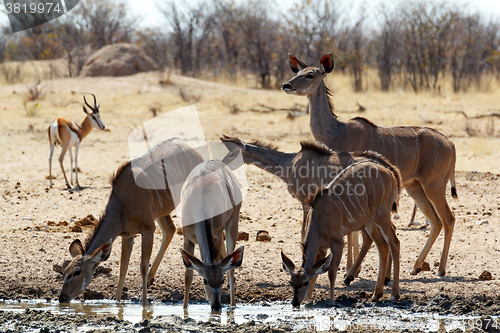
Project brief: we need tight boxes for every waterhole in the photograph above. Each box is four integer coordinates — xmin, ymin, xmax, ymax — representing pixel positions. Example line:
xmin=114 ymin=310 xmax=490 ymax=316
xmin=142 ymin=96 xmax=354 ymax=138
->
xmin=0 ymin=299 xmax=497 ymax=332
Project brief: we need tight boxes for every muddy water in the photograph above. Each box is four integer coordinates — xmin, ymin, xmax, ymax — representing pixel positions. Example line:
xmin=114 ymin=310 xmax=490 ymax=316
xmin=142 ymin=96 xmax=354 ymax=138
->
xmin=0 ymin=299 xmax=497 ymax=332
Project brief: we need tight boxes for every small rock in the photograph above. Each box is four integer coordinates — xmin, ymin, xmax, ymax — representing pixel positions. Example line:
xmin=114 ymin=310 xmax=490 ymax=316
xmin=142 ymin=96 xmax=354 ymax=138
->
xmin=393 ymin=214 xmax=400 ymax=220
xmin=257 ymin=195 xmax=266 ymax=199
xmin=176 ymin=228 xmax=183 ymax=235
xmin=47 ymin=221 xmax=56 ymax=226
xmin=476 ymin=220 xmax=489 ymax=225
xmin=21 ymin=217 xmax=32 ymax=221
xmin=434 ymin=261 xmax=439 ymax=267
xmin=95 ymin=266 xmax=112 ymax=275
xmin=237 ymin=231 xmax=249 ymax=241
xmin=421 ymin=262 xmax=431 ymax=271
xmin=479 ymin=270 xmax=493 ymax=281
xmin=256 ymin=230 xmax=271 ymax=242
xmin=70 ymin=225 xmax=82 ymax=233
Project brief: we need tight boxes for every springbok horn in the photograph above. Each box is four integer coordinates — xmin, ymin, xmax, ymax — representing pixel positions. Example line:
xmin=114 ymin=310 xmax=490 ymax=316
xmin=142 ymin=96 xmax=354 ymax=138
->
xmin=91 ymin=94 xmax=98 ymax=110
xmin=83 ymin=94 xmax=94 ymax=111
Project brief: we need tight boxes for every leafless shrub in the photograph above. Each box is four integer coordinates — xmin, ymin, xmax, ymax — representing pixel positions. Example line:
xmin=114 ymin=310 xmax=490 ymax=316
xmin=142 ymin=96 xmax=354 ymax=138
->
xmin=24 ymin=80 xmax=47 ymax=102
xmin=0 ymin=62 xmax=24 ymax=84
xmin=178 ymin=87 xmax=202 ymax=104
xmin=149 ymin=103 xmax=162 ymax=117
xmin=158 ymin=67 xmax=173 ymax=86
xmin=218 ymin=97 xmax=239 ymax=114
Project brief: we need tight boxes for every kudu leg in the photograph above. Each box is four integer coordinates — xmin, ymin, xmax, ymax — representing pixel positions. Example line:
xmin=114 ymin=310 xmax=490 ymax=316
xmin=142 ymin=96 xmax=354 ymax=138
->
xmin=423 ymin=186 xmax=455 ymax=277
xmin=406 ymin=182 xmax=444 ymax=275
xmin=225 ymin=209 xmax=240 ymax=306
xmin=140 ymin=230 xmax=154 ymax=306
xmin=364 ymin=221 xmax=389 ymax=302
xmin=305 ymin=248 xmax=327 ymax=301
xmin=328 ymin=242 xmax=344 ymax=302
xmin=346 ymin=233 xmax=353 ymax=272
xmin=344 ymin=228 xmax=373 ymax=285
xmin=183 ymin=240 xmax=195 ymax=309
xmin=374 ymin=211 xmax=400 ymax=301
xmin=147 ymin=215 xmax=176 ymax=287
xmin=116 ymin=236 xmax=134 ymax=302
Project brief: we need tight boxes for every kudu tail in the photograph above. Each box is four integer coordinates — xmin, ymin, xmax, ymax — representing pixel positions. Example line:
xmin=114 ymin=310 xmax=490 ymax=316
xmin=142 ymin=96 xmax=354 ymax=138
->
xmin=450 ymin=168 xmax=458 ymax=199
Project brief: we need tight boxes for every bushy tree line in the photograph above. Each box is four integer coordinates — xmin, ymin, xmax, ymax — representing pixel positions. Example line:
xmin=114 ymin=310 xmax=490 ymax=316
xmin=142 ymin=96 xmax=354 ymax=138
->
xmin=1 ymin=0 xmax=499 ymax=92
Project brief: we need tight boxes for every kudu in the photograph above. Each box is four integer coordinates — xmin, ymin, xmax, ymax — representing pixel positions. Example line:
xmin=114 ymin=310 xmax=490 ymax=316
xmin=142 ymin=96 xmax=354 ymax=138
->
xmin=48 ymin=94 xmax=106 ymax=189
xmin=282 ymin=155 xmax=402 ymax=305
xmin=221 ymin=135 xmax=395 ymax=298
xmin=59 ymin=138 xmax=204 ymax=306
xmin=282 ymin=53 xmax=457 ymax=277
xmin=180 ymin=160 xmax=244 ymax=310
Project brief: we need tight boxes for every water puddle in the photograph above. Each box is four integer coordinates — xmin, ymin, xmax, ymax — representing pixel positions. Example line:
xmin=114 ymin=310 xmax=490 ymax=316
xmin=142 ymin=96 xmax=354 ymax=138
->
xmin=0 ymin=299 xmax=497 ymax=331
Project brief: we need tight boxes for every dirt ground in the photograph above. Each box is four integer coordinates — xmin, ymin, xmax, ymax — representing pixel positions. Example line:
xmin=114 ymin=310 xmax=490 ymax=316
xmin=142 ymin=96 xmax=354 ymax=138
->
xmin=0 ymin=71 xmax=499 ymax=320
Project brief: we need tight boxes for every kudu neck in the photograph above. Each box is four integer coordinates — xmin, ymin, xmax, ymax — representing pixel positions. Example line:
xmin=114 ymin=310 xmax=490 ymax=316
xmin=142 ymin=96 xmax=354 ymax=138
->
xmin=85 ymin=197 xmax=123 ymax=255
xmin=243 ymin=146 xmax=296 ymax=180
xmin=307 ymin=81 xmax=342 ymax=137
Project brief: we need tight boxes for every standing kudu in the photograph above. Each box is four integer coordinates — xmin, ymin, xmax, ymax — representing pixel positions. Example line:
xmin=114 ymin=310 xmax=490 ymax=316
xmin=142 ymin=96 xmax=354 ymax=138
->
xmin=282 ymin=53 xmax=457 ymax=277
xmin=180 ymin=160 xmax=244 ymax=310
xmin=59 ymin=138 xmax=204 ymax=306
xmin=281 ymin=156 xmax=402 ymax=305
xmin=221 ymin=135 xmax=394 ymax=298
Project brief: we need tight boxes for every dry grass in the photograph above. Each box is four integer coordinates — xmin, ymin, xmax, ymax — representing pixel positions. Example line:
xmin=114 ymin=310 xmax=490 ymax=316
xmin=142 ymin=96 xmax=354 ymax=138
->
xmin=1 ymin=64 xmax=500 ymax=178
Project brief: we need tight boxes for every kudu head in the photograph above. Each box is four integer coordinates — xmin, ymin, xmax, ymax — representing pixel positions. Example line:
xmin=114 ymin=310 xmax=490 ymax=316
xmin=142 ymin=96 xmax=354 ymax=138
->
xmin=282 ymin=53 xmax=334 ymax=96
xmin=220 ymin=135 xmax=245 ymax=170
xmin=281 ymin=251 xmax=332 ymax=307
xmin=181 ymin=246 xmax=244 ymax=311
xmin=59 ymin=239 xmax=112 ymax=303
xmin=82 ymin=94 xmax=106 ymax=130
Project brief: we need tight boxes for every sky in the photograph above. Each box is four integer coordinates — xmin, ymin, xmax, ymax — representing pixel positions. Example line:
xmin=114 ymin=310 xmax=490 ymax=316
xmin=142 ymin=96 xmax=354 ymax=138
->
xmin=1 ymin=0 xmax=500 ymax=32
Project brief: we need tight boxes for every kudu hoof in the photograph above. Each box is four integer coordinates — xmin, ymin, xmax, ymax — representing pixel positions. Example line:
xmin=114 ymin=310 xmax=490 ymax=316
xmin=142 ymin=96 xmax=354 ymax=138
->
xmin=410 ymin=267 xmax=421 ymax=275
xmin=384 ymin=277 xmax=391 ymax=285
xmin=147 ymin=277 xmax=155 ymax=287
xmin=390 ymin=294 xmax=400 ymax=302
xmin=371 ymin=293 xmax=383 ymax=302
xmin=344 ymin=276 xmax=354 ymax=286
xmin=437 ymin=270 xmax=446 ymax=277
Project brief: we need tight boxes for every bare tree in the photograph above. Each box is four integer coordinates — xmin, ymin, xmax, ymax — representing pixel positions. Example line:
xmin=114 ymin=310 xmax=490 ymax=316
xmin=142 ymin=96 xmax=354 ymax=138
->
xmin=73 ymin=0 xmax=137 ymax=49
xmin=160 ymin=1 xmax=215 ymax=77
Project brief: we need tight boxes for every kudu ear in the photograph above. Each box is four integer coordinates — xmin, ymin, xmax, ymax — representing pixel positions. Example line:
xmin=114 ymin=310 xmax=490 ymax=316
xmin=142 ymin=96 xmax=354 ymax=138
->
xmin=180 ymin=248 xmax=204 ymax=271
xmin=89 ymin=239 xmax=112 ymax=263
xmin=83 ymin=105 xmax=89 ymax=115
xmin=320 ymin=53 xmax=334 ymax=74
xmin=221 ymin=246 xmax=244 ymax=271
xmin=308 ymin=253 xmax=333 ymax=277
xmin=288 ymin=53 xmax=308 ymax=73
xmin=281 ymin=251 xmax=296 ymax=275
xmin=69 ymin=239 xmax=84 ymax=258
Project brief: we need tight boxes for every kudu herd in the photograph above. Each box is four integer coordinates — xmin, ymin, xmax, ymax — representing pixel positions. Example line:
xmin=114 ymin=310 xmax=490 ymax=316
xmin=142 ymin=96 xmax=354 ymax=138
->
xmin=55 ymin=52 xmax=457 ymax=310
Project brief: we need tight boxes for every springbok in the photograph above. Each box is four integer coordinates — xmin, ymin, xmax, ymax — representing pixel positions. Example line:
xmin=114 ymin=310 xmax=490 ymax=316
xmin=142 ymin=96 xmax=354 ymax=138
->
xmin=59 ymin=138 xmax=204 ymax=306
xmin=48 ymin=94 xmax=106 ymax=189
xmin=180 ymin=160 xmax=244 ymax=310
xmin=282 ymin=53 xmax=457 ymax=277
xmin=221 ymin=136 xmax=394 ymax=297
xmin=281 ymin=155 xmax=402 ymax=305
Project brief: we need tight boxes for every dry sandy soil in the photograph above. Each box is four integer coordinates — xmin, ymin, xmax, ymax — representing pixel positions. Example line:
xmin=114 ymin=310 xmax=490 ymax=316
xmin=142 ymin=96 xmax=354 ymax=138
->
xmin=0 ymin=70 xmax=499 ymax=320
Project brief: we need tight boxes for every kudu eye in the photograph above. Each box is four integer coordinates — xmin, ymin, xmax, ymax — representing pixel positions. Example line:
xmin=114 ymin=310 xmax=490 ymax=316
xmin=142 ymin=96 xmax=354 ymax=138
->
xmin=74 ymin=270 xmax=81 ymax=277
xmin=304 ymin=281 xmax=309 ymax=287
xmin=203 ymin=279 xmax=208 ymax=285
xmin=305 ymin=73 xmax=314 ymax=79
